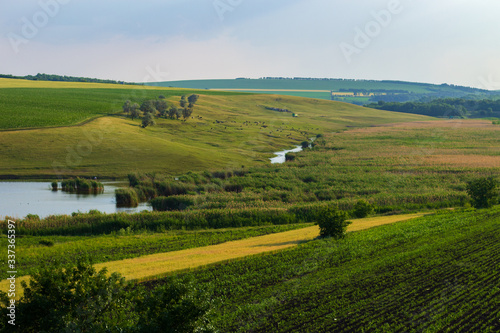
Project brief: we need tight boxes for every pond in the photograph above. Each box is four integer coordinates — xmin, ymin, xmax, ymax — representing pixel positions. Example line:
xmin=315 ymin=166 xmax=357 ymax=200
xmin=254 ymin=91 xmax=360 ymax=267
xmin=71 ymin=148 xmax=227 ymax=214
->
xmin=0 ymin=181 xmax=152 ymax=219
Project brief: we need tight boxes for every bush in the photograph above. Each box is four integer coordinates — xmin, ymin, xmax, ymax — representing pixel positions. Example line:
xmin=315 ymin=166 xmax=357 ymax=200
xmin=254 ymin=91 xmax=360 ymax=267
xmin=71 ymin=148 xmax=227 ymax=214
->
xmin=51 ymin=181 xmax=58 ymax=191
xmin=316 ymin=205 xmax=351 ymax=239
xmin=0 ymin=260 xmax=213 ymax=332
xmin=116 ymin=188 xmax=139 ymax=207
xmin=301 ymin=141 xmax=310 ymax=149
xmin=151 ymin=196 xmax=195 ymax=211
xmin=285 ymin=153 xmax=296 ymax=161
xmin=466 ymin=177 xmax=498 ymax=209
xmin=352 ymin=199 xmax=374 ymax=218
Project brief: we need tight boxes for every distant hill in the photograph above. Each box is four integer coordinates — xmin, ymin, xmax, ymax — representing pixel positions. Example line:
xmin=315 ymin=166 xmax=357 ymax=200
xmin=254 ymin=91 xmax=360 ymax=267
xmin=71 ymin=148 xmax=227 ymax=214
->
xmin=146 ymin=78 xmax=498 ymax=105
xmin=0 ymin=73 xmax=139 ymax=85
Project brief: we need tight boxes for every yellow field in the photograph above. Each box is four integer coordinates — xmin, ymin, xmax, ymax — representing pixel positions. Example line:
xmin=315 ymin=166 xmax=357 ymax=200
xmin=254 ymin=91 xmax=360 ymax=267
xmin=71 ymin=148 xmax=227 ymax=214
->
xmin=0 ymin=213 xmax=426 ymax=298
xmin=0 ymin=77 xmax=181 ymax=90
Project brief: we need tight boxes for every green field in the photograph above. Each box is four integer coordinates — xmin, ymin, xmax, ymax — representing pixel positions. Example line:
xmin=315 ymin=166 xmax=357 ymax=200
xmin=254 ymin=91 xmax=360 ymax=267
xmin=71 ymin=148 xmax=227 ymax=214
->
xmin=148 ymin=78 xmax=458 ymax=94
xmin=147 ymin=78 xmax=485 ymax=102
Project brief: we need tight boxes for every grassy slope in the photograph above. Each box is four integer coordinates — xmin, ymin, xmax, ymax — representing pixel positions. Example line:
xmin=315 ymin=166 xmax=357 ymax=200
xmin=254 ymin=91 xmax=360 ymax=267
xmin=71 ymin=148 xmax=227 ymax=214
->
xmin=0 ymin=80 xmax=432 ymax=178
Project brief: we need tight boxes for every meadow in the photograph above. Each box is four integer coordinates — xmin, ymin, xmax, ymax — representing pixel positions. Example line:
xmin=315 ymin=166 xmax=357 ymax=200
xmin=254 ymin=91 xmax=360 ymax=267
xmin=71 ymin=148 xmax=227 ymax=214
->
xmin=0 ymin=79 xmax=430 ymax=178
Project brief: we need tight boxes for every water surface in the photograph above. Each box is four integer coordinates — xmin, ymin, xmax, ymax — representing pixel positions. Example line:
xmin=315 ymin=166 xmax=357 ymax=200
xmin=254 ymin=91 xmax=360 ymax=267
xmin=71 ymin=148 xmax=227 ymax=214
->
xmin=0 ymin=182 xmax=152 ymax=219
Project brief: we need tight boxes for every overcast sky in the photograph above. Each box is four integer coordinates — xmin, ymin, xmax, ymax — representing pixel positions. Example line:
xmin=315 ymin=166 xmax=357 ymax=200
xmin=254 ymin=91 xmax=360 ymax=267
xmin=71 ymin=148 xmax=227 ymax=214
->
xmin=1 ymin=0 xmax=499 ymax=88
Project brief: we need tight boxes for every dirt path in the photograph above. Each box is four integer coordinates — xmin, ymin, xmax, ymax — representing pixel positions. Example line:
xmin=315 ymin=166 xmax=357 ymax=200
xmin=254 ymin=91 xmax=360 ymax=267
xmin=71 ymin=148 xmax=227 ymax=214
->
xmin=0 ymin=213 xmax=426 ymax=297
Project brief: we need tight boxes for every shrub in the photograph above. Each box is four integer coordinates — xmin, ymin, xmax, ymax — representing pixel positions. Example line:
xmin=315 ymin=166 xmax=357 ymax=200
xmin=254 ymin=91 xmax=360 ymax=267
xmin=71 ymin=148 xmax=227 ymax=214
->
xmin=224 ymin=184 xmax=244 ymax=193
xmin=115 ymin=188 xmax=139 ymax=207
xmin=0 ymin=260 xmax=213 ymax=332
xmin=352 ymin=199 xmax=374 ymax=218
xmin=466 ymin=177 xmax=498 ymax=209
xmin=301 ymin=141 xmax=310 ymax=149
xmin=316 ymin=205 xmax=351 ymax=239
xmin=151 ymin=196 xmax=195 ymax=211
xmin=25 ymin=214 xmax=40 ymax=221
xmin=38 ymin=239 xmax=54 ymax=247
xmin=51 ymin=181 xmax=58 ymax=191
xmin=285 ymin=153 xmax=296 ymax=161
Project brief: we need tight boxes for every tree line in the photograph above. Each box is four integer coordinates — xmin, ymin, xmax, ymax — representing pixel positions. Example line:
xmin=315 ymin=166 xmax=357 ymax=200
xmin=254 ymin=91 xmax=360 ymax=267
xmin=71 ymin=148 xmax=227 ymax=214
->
xmin=0 ymin=73 xmax=139 ymax=85
xmin=366 ymin=98 xmax=500 ymax=118
xmin=122 ymin=94 xmax=199 ymax=128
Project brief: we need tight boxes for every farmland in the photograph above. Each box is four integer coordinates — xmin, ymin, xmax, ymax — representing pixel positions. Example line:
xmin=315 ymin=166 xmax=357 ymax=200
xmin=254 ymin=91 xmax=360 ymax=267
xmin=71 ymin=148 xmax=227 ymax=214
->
xmin=153 ymin=207 xmax=500 ymax=332
xmin=148 ymin=78 xmax=494 ymax=104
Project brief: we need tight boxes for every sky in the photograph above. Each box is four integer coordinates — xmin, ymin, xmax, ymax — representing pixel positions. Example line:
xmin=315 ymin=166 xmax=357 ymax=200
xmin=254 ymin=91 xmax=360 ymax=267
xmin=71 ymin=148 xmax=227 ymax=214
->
xmin=1 ymin=0 xmax=500 ymax=89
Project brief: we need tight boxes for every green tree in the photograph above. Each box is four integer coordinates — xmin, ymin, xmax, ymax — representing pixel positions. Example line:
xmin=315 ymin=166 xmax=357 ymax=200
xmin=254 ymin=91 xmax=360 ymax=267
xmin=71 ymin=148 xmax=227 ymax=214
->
xmin=2 ymin=260 xmax=134 ymax=332
xmin=140 ymin=100 xmax=157 ymax=115
xmin=0 ymin=261 xmax=214 ymax=333
xmin=168 ymin=107 xmax=178 ymax=119
xmin=180 ymin=95 xmax=187 ymax=108
xmin=182 ymin=107 xmax=193 ymax=121
xmin=187 ymin=94 xmax=199 ymax=107
xmin=142 ymin=113 xmax=156 ymax=128
xmin=316 ymin=205 xmax=350 ymax=239
xmin=301 ymin=141 xmax=309 ymax=149
xmin=130 ymin=103 xmax=141 ymax=120
xmin=466 ymin=177 xmax=498 ymax=209
xmin=123 ymin=100 xmax=131 ymax=114
xmin=155 ymin=99 xmax=169 ymax=117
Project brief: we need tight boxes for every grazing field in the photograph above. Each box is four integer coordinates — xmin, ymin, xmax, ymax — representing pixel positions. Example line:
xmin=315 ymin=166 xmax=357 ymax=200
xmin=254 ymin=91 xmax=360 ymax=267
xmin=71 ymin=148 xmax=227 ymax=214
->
xmin=153 ymin=207 xmax=500 ymax=332
xmin=0 ymin=79 xmax=432 ymax=178
xmin=107 ymin=119 xmax=499 ymax=217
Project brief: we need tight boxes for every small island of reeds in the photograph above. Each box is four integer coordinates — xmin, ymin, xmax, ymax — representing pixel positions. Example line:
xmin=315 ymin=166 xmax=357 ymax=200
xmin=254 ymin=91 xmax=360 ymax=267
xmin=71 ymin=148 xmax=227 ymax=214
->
xmin=52 ymin=178 xmax=104 ymax=194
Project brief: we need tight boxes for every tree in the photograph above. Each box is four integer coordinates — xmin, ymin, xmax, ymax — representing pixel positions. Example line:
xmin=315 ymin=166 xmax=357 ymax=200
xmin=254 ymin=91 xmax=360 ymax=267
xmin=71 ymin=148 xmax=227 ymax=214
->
xmin=123 ymin=100 xmax=131 ymax=114
xmin=130 ymin=103 xmax=141 ymax=120
xmin=182 ymin=107 xmax=193 ymax=121
xmin=155 ymin=99 xmax=169 ymax=117
xmin=180 ymin=95 xmax=187 ymax=108
xmin=301 ymin=141 xmax=310 ymax=149
xmin=188 ymin=94 xmax=199 ymax=107
xmin=0 ymin=260 xmax=214 ymax=332
xmin=142 ymin=113 xmax=156 ymax=128
xmin=466 ymin=177 xmax=498 ymax=209
xmin=316 ymin=205 xmax=350 ymax=239
xmin=168 ymin=107 xmax=178 ymax=119
xmin=140 ymin=100 xmax=157 ymax=115
xmin=1 ymin=260 xmax=134 ymax=332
